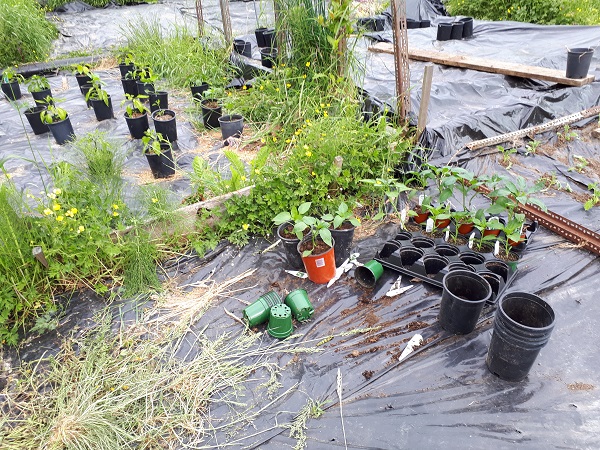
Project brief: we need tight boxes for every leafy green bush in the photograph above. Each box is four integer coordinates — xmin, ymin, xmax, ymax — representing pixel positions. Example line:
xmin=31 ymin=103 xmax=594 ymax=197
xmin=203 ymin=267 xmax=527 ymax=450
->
xmin=446 ymin=0 xmax=600 ymax=25
xmin=0 ymin=0 xmax=57 ymax=66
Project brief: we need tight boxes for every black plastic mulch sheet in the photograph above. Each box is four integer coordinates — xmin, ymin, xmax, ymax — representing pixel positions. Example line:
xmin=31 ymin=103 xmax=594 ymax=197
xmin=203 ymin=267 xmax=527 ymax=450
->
xmin=362 ymin=20 xmax=600 ymax=158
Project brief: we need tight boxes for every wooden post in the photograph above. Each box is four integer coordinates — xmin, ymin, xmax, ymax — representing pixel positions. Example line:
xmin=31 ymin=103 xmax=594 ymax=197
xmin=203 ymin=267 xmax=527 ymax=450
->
xmin=219 ymin=0 xmax=232 ymax=45
xmin=417 ymin=64 xmax=433 ymax=141
xmin=195 ymin=0 xmax=204 ymax=37
xmin=389 ymin=0 xmax=410 ymax=123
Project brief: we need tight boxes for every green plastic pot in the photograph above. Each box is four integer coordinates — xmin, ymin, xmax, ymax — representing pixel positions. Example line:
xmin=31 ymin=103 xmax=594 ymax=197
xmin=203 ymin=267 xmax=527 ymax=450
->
xmin=355 ymin=260 xmax=384 ymax=289
xmin=267 ymin=304 xmax=293 ymax=339
xmin=243 ymin=291 xmax=282 ymax=327
xmin=284 ymin=289 xmax=314 ymax=322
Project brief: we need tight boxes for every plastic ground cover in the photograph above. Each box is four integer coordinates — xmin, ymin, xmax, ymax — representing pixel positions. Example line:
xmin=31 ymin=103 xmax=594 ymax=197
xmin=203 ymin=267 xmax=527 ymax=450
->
xmin=2 ymin=2 xmax=600 ymax=448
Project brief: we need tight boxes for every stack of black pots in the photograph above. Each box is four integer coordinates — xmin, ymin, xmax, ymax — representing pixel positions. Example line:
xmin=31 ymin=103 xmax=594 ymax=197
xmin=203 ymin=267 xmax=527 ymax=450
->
xmin=255 ymin=27 xmax=278 ymax=69
xmin=437 ymin=17 xmax=474 ymax=41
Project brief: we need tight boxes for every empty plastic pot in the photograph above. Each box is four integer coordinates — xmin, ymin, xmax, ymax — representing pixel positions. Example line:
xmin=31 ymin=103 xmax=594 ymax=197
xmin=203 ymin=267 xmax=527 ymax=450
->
xmin=285 ymin=289 xmax=314 ymax=322
xmin=234 ymin=39 xmax=252 ymax=57
xmin=566 ymin=48 xmax=594 ymax=79
xmin=438 ymin=270 xmax=491 ymax=334
xmin=437 ymin=23 xmax=452 ymax=41
xmin=487 ymin=292 xmax=555 ymax=382
xmin=330 ymin=223 xmax=355 ymax=267
xmin=267 ymin=304 xmax=294 ymax=339
xmin=243 ymin=291 xmax=282 ymax=327
xmin=260 ymin=48 xmax=278 ymax=68
xmin=450 ymin=22 xmax=464 ymax=40
xmin=355 ymin=260 xmax=384 ymax=289
xmin=218 ymin=114 xmax=244 ymax=140
xmin=460 ymin=17 xmax=474 ymax=38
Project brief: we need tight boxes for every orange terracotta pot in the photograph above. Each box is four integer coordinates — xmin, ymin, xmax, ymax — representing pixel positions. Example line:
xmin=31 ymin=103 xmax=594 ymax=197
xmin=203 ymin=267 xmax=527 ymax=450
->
xmin=435 ymin=218 xmax=451 ymax=229
xmin=508 ymin=234 xmax=527 ymax=247
xmin=413 ymin=209 xmax=430 ymax=224
xmin=457 ymin=222 xmax=475 ymax=235
xmin=483 ymin=228 xmax=501 ymax=238
xmin=298 ymin=238 xmax=336 ymax=284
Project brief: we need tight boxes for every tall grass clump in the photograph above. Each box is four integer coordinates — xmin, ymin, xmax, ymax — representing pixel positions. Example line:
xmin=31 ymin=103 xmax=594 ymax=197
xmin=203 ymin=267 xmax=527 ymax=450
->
xmin=0 ymin=0 xmax=57 ymax=66
xmin=446 ymin=0 xmax=600 ymax=25
xmin=120 ymin=19 xmax=233 ymax=88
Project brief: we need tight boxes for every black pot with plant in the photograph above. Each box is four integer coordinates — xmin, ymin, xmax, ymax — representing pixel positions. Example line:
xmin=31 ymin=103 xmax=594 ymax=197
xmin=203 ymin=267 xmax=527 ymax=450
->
xmin=26 ymin=75 xmax=53 ymax=105
xmin=190 ymin=81 xmax=209 ymax=101
xmin=118 ymin=54 xmax=136 ymax=78
xmin=272 ymin=202 xmax=313 ymax=270
xmin=1 ymin=67 xmax=24 ymax=101
xmin=121 ymin=73 xmax=139 ymax=97
xmin=149 ymin=91 xmax=168 ymax=114
xmin=201 ymin=98 xmax=222 ymax=129
xmin=123 ymin=94 xmax=149 ymax=139
xmin=325 ymin=202 xmax=360 ymax=267
xmin=72 ymin=63 xmax=93 ymax=89
xmin=151 ymin=109 xmax=177 ymax=142
xmin=142 ymin=130 xmax=175 ymax=178
xmin=24 ymin=105 xmax=49 ymax=135
xmin=41 ymin=104 xmax=75 ymax=145
xmin=86 ymin=75 xmax=114 ymax=121
xmin=263 ymin=28 xmax=276 ymax=49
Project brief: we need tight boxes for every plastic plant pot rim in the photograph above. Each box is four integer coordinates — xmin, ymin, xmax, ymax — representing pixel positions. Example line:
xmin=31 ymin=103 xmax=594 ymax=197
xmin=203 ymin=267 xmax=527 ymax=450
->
xmin=218 ymin=114 xmax=243 ymax=123
xmin=443 ymin=270 xmax=492 ymax=303
xmin=498 ymin=292 xmax=555 ymax=332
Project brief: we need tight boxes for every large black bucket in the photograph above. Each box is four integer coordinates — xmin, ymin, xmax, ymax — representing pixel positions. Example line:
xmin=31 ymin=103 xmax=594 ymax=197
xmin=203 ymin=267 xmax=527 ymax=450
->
xmin=438 ymin=270 xmax=491 ymax=334
xmin=486 ymin=292 xmax=555 ymax=382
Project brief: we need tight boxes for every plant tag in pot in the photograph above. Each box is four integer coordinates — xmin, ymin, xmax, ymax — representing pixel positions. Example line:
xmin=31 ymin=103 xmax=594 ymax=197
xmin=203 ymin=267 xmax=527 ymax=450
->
xmin=400 ymin=209 xmax=407 ymax=226
xmin=418 ymin=194 xmax=424 ymax=206
xmin=494 ymin=241 xmax=500 ymax=256
xmin=425 ymin=218 xmax=433 ymax=233
xmin=445 ymin=228 xmax=450 ymax=241
xmin=468 ymin=232 xmax=475 ymax=249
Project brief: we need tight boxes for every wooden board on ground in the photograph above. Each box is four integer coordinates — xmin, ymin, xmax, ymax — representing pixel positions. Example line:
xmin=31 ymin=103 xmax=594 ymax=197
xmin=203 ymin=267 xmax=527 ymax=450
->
xmin=369 ymin=42 xmax=595 ymax=87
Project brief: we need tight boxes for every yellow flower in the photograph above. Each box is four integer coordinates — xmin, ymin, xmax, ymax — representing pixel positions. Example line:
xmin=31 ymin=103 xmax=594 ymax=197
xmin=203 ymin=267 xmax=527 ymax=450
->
xmin=56 ymin=215 xmax=64 ymax=222
xmin=305 ymin=150 xmax=312 ymax=157
xmin=152 ymin=198 xmax=158 ymax=203
xmin=43 ymin=208 xmax=53 ymax=216
xmin=295 ymin=129 xmax=302 ymax=135
xmin=242 ymin=85 xmax=247 ymax=90
xmin=53 ymin=203 xmax=61 ymax=211
xmin=112 ymin=204 xmax=119 ymax=210
xmin=323 ymin=111 xmax=329 ymax=118
xmin=113 ymin=211 xmax=119 ymax=217
xmin=326 ymin=103 xmax=330 ymax=107
xmin=305 ymin=61 xmax=310 ymax=67
xmin=241 ymin=175 xmax=246 ymax=181
xmin=302 ymin=74 xmax=307 ymax=79
xmin=227 ymin=91 xmax=232 ymax=96
xmin=285 ymin=139 xmax=291 ymax=144
xmin=261 ymin=138 xmax=266 ymax=143
xmin=311 ymin=171 xmax=316 ymax=176
xmin=53 ymin=188 xmax=62 ymax=195
xmin=254 ymin=168 xmax=261 ymax=175
xmin=303 ymin=144 xmax=309 ymax=150
xmin=242 ymin=223 xmax=249 ymax=231
xmin=6 ymin=173 xmax=12 ymax=179
xmin=320 ymin=103 xmax=325 ymax=108
xmin=259 ymin=85 xmax=264 ymax=90
xmin=275 ymin=88 xmax=280 ymax=92
xmin=78 ymin=225 xmax=85 ymax=233
xmin=272 ymin=136 xmax=277 ymax=142
xmin=122 ymin=385 xmax=129 ymax=391
xmin=286 ymin=83 xmax=291 ymax=88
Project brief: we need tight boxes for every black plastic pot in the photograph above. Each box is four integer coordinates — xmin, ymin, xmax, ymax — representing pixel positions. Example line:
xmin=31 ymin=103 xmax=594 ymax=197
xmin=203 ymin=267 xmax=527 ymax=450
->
xmin=136 ymin=81 xmax=155 ymax=97
xmin=420 ymin=20 xmax=431 ymax=28
xmin=460 ymin=17 xmax=474 ymax=38
xmin=47 ymin=117 xmax=75 ymax=145
xmin=200 ymin=99 xmax=222 ymax=130
xmin=124 ymin=111 xmax=149 ymax=139
xmin=406 ymin=19 xmax=420 ymax=29
xmin=277 ymin=222 xmax=303 ymax=270
xmin=90 ymin=95 xmax=114 ymax=121
xmin=31 ymin=88 xmax=53 ymax=105
xmin=1 ymin=81 xmax=22 ymax=101
xmin=190 ymin=82 xmax=209 ymax=102
xmin=260 ymin=48 xmax=278 ymax=69
xmin=330 ymin=223 xmax=355 ymax=267
xmin=119 ymin=62 xmax=135 ymax=78
xmin=24 ymin=106 xmax=49 ymax=135
xmin=121 ymin=78 xmax=139 ymax=96
xmin=450 ymin=22 xmax=464 ymax=40
xmin=437 ymin=23 xmax=452 ymax=41
xmin=263 ymin=28 xmax=276 ymax=49
xmin=80 ymin=83 xmax=93 ymax=107
xmin=566 ymin=48 xmax=594 ymax=79
xmin=218 ymin=114 xmax=244 ymax=140
xmin=255 ymin=27 xmax=268 ymax=47
xmin=234 ymin=39 xmax=253 ymax=58
xmin=149 ymin=91 xmax=168 ymax=113
xmin=75 ymin=73 xmax=92 ymax=88
xmin=438 ymin=270 xmax=492 ymax=334
xmin=487 ymin=292 xmax=555 ymax=382
xmin=151 ymin=109 xmax=177 ymax=142
xmin=357 ymin=17 xmax=385 ymax=32
xmin=145 ymin=143 xmax=175 ymax=178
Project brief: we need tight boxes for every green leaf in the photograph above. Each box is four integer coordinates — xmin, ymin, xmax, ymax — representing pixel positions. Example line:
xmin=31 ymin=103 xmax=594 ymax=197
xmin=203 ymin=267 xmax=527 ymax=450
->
xmin=321 ymin=213 xmax=334 ymax=221
xmin=333 ymin=216 xmax=343 ymax=229
xmin=273 ymin=212 xmax=291 ymax=224
xmin=338 ymin=202 xmax=348 ymax=214
xmin=319 ymin=228 xmax=333 ymax=247
xmin=298 ymin=202 xmax=312 ymax=215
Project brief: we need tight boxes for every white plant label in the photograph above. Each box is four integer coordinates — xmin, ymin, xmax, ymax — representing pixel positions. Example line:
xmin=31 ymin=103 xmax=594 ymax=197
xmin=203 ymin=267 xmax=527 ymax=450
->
xmin=494 ymin=241 xmax=500 ymax=256
xmin=418 ymin=194 xmax=424 ymax=206
xmin=426 ymin=218 xmax=434 ymax=233
xmin=445 ymin=228 xmax=450 ymax=241
xmin=400 ymin=209 xmax=407 ymax=223
xmin=468 ymin=232 xmax=475 ymax=249
xmin=489 ymin=216 xmax=499 ymax=222
xmin=315 ymin=258 xmax=325 ymax=268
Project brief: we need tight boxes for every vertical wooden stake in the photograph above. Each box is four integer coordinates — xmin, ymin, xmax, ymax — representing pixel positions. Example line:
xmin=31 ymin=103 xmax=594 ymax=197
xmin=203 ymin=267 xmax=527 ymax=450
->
xmin=219 ymin=0 xmax=232 ymax=45
xmin=195 ymin=0 xmax=204 ymax=37
xmin=390 ymin=0 xmax=410 ymax=124
xmin=417 ymin=64 xmax=433 ymax=141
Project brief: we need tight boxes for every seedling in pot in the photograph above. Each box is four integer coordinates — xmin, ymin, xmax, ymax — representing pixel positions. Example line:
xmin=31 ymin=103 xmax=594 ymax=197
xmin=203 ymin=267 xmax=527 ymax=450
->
xmin=488 ymin=175 xmax=546 ymax=221
xmin=85 ymin=74 xmax=110 ymax=106
xmin=40 ymin=104 xmax=68 ymax=124
xmin=360 ymin=177 xmax=411 ymax=221
xmin=2 ymin=66 xmax=24 ymax=84
xmin=299 ymin=217 xmax=333 ymax=257
xmin=472 ymin=208 xmax=503 ymax=251
xmin=134 ymin=67 xmax=157 ymax=84
xmin=25 ymin=74 xmax=50 ymax=93
xmin=423 ymin=201 xmax=451 ymax=232
xmin=498 ymin=213 xmax=527 ymax=257
xmin=325 ymin=201 xmax=360 ymax=230
xmin=141 ymin=129 xmax=171 ymax=155
xmin=122 ymin=94 xmax=148 ymax=118
xmin=273 ymin=202 xmax=313 ymax=239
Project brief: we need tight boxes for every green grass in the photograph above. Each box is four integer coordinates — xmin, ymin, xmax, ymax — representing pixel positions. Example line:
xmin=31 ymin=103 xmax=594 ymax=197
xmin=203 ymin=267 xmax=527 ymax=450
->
xmin=446 ymin=0 xmax=600 ymax=25
xmin=0 ymin=0 xmax=57 ymax=66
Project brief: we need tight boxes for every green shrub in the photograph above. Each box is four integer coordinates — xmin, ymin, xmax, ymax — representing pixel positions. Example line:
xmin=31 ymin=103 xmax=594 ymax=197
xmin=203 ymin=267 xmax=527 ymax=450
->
xmin=446 ymin=0 xmax=600 ymax=25
xmin=0 ymin=0 xmax=57 ymax=66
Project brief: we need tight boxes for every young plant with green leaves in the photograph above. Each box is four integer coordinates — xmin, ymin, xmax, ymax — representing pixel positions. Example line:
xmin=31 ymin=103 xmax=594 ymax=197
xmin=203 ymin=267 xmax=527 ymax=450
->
xmin=189 ymin=151 xmax=250 ymax=202
xmin=85 ymin=73 xmax=110 ymax=106
xmin=584 ymin=183 xmax=600 ymax=211
xmin=326 ymin=201 xmax=360 ymax=229
xmin=360 ymin=177 xmax=411 ymax=221
xmin=273 ymin=201 xmax=313 ymax=239
xmin=40 ymin=104 xmax=68 ymax=124
xmin=122 ymin=94 xmax=148 ymax=117
xmin=25 ymin=74 xmax=50 ymax=92
xmin=141 ymin=129 xmax=171 ymax=155
xmin=2 ymin=66 xmax=25 ymax=84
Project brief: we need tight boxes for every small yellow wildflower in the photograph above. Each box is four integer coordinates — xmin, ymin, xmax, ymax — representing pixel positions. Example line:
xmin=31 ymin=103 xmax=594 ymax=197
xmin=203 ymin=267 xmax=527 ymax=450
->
xmin=56 ymin=215 xmax=64 ymax=222
xmin=261 ymin=138 xmax=266 ymax=143
xmin=375 ymin=180 xmax=382 ymax=185
xmin=323 ymin=111 xmax=329 ymax=118
xmin=242 ymin=223 xmax=249 ymax=231
xmin=47 ymin=193 xmax=56 ymax=199
xmin=113 ymin=211 xmax=119 ymax=217
xmin=259 ymin=85 xmax=264 ymax=90
xmin=78 ymin=225 xmax=85 ymax=233
xmin=53 ymin=188 xmax=62 ymax=195
xmin=311 ymin=171 xmax=316 ymax=176
xmin=302 ymin=74 xmax=307 ymax=79
xmin=43 ymin=208 xmax=53 ymax=216
xmin=305 ymin=150 xmax=312 ymax=157
xmin=285 ymin=139 xmax=291 ymax=144
xmin=254 ymin=168 xmax=261 ymax=175
xmin=242 ymin=85 xmax=247 ymax=90
xmin=272 ymin=136 xmax=277 ymax=142
xmin=152 ymin=198 xmax=158 ymax=203
xmin=286 ymin=83 xmax=291 ymax=88
xmin=241 ymin=176 xmax=246 ymax=181
xmin=275 ymin=88 xmax=280 ymax=92
xmin=112 ymin=204 xmax=119 ymax=210
xmin=320 ymin=103 xmax=325 ymax=108
xmin=70 ymin=207 xmax=77 ymax=214
xmin=122 ymin=386 xmax=129 ymax=391
xmin=53 ymin=203 xmax=61 ymax=211
xmin=305 ymin=61 xmax=310 ymax=67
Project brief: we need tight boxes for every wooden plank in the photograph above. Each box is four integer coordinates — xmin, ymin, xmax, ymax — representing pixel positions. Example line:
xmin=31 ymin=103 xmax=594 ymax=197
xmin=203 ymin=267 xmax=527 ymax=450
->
xmin=369 ymin=42 xmax=595 ymax=87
